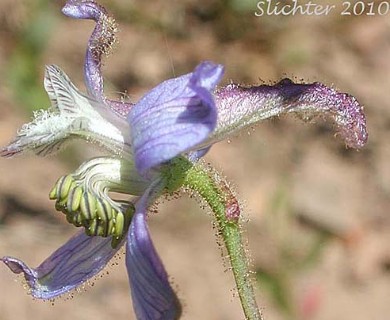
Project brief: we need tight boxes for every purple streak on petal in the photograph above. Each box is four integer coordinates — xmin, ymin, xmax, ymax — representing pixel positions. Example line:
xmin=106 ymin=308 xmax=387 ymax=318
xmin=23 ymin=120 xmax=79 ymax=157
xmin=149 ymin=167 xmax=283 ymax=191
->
xmin=62 ymin=1 xmax=133 ymax=117
xmin=128 ymin=61 xmax=224 ymax=174
xmin=1 ymin=231 xmax=121 ymax=299
xmin=126 ymin=185 xmax=181 ymax=320
xmin=206 ymin=79 xmax=368 ymax=149
xmin=187 ymin=146 xmax=211 ymax=162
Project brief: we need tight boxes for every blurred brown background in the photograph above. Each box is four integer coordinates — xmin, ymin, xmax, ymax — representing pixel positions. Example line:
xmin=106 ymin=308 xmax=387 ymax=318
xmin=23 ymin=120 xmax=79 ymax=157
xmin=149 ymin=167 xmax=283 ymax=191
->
xmin=0 ymin=0 xmax=389 ymax=319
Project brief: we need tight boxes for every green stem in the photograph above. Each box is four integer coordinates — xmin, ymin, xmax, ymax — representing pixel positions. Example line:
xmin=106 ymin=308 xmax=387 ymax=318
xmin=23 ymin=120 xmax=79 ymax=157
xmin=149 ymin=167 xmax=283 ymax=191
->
xmin=164 ymin=157 xmax=262 ymax=320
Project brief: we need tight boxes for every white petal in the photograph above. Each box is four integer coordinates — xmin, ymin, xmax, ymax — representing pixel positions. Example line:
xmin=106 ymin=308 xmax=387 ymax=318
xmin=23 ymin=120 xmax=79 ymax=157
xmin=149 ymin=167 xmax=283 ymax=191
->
xmin=2 ymin=65 xmax=129 ymax=157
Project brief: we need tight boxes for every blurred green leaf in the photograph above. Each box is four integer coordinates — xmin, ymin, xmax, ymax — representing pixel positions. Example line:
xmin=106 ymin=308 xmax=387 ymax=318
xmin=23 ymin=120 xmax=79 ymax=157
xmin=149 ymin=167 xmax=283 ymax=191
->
xmin=256 ymin=267 xmax=295 ymax=316
xmin=6 ymin=0 xmax=57 ymax=113
xmin=228 ymin=0 xmax=257 ymax=12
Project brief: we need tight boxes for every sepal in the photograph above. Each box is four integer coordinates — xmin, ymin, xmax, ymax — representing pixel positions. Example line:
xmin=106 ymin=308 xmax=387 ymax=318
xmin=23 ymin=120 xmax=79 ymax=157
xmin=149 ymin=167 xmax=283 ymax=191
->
xmin=128 ymin=61 xmax=224 ymax=175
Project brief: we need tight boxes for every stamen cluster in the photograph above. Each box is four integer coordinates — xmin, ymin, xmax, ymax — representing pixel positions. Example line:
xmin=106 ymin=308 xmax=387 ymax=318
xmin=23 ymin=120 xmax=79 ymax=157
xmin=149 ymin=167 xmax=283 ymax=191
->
xmin=49 ymin=175 xmax=134 ymax=248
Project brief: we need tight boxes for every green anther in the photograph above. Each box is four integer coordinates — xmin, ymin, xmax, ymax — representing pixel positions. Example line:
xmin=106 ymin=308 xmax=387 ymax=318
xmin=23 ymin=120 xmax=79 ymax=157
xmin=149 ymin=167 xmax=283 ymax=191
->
xmin=98 ymin=219 xmax=109 ymax=237
xmin=57 ymin=175 xmax=74 ymax=200
xmin=105 ymin=220 xmax=114 ymax=237
xmin=55 ymin=198 xmax=67 ymax=213
xmin=109 ymin=208 xmax=118 ymax=233
xmin=124 ymin=204 xmax=135 ymax=229
xmin=96 ymin=198 xmax=112 ymax=222
xmin=88 ymin=219 xmax=98 ymax=236
xmin=67 ymin=186 xmax=83 ymax=212
xmin=96 ymin=221 xmax=107 ymax=237
xmin=84 ymin=225 xmax=93 ymax=236
xmin=111 ymin=208 xmax=116 ymax=222
xmin=66 ymin=211 xmax=75 ymax=225
xmin=48 ymin=174 xmax=136 ymax=248
xmin=110 ymin=236 xmax=121 ymax=249
xmin=80 ymin=191 xmax=97 ymax=220
xmin=90 ymin=219 xmax=107 ymax=237
xmin=73 ymin=213 xmax=83 ymax=227
xmin=113 ymin=211 xmax=124 ymax=238
xmin=109 ymin=204 xmax=135 ymax=247
xmin=49 ymin=185 xmax=57 ymax=200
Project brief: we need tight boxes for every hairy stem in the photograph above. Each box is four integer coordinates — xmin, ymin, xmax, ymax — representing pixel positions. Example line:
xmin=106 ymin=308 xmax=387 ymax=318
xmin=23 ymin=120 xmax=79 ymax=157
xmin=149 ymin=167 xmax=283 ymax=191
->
xmin=165 ymin=157 xmax=262 ymax=320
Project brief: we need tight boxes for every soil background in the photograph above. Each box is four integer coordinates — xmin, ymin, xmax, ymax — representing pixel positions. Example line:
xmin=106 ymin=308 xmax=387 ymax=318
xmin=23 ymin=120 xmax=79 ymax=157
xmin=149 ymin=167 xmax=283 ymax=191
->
xmin=0 ymin=1 xmax=389 ymax=320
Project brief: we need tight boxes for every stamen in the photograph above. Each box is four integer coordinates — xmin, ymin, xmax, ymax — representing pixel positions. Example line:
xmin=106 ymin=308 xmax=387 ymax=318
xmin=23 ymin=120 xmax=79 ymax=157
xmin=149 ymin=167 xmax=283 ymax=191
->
xmin=80 ymin=191 xmax=97 ymax=220
xmin=96 ymin=197 xmax=112 ymax=221
xmin=67 ymin=186 xmax=83 ymax=212
xmin=48 ymin=157 xmax=145 ymax=248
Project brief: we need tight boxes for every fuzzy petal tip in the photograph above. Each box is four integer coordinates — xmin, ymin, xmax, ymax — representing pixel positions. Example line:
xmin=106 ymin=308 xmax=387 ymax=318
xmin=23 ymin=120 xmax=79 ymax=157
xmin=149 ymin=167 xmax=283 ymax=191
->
xmin=210 ymin=78 xmax=368 ymax=149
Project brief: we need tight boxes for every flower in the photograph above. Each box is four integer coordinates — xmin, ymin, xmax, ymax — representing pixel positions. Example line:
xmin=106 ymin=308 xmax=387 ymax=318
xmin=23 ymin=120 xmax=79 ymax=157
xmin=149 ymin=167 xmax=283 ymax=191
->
xmin=1 ymin=1 xmax=367 ymax=320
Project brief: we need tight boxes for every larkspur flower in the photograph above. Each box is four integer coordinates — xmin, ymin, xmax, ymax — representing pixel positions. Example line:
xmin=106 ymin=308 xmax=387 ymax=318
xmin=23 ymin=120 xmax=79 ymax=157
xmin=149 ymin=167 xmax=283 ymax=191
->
xmin=1 ymin=1 xmax=367 ymax=320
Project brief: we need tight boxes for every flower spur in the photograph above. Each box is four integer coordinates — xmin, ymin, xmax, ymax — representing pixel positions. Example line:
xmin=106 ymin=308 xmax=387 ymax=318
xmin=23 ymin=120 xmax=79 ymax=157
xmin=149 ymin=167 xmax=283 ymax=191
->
xmin=0 ymin=1 xmax=367 ymax=320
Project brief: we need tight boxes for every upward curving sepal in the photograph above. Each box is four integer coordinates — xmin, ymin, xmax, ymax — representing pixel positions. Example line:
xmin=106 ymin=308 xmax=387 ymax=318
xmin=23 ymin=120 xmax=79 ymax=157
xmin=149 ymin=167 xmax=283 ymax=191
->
xmin=128 ymin=61 xmax=224 ymax=175
xmin=206 ymin=79 xmax=368 ymax=149
xmin=62 ymin=0 xmax=115 ymax=99
xmin=62 ymin=0 xmax=133 ymax=118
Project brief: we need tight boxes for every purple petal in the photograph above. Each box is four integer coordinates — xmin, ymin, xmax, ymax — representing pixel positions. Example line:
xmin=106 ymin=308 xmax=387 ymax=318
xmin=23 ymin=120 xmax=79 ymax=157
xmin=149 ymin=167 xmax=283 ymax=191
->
xmin=128 ymin=61 xmax=224 ymax=174
xmin=187 ymin=146 xmax=212 ymax=162
xmin=62 ymin=0 xmax=109 ymax=98
xmin=204 ymin=79 xmax=368 ymax=149
xmin=62 ymin=1 xmax=133 ymax=117
xmin=62 ymin=1 xmax=105 ymax=20
xmin=126 ymin=186 xmax=181 ymax=320
xmin=1 ymin=231 xmax=121 ymax=299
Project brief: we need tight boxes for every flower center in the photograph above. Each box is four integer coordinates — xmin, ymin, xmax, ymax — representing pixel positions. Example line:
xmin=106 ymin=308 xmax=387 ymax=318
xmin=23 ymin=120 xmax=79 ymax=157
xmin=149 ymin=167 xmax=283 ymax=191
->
xmin=49 ymin=174 xmax=134 ymax=248
xmin=47 ymin=156 xmax=149 ymax=248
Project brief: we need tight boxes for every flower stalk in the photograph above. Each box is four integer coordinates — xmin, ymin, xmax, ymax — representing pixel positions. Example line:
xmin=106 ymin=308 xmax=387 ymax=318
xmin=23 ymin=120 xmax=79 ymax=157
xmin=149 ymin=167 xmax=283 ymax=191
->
xmin=164 ymin=157 xmax=262 ymax=320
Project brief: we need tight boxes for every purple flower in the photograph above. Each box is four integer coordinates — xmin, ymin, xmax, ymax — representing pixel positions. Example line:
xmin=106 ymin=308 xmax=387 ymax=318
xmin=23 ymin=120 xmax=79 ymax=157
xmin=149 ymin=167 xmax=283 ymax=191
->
xmin=1 ymin=1 xmax=367 ymax=320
